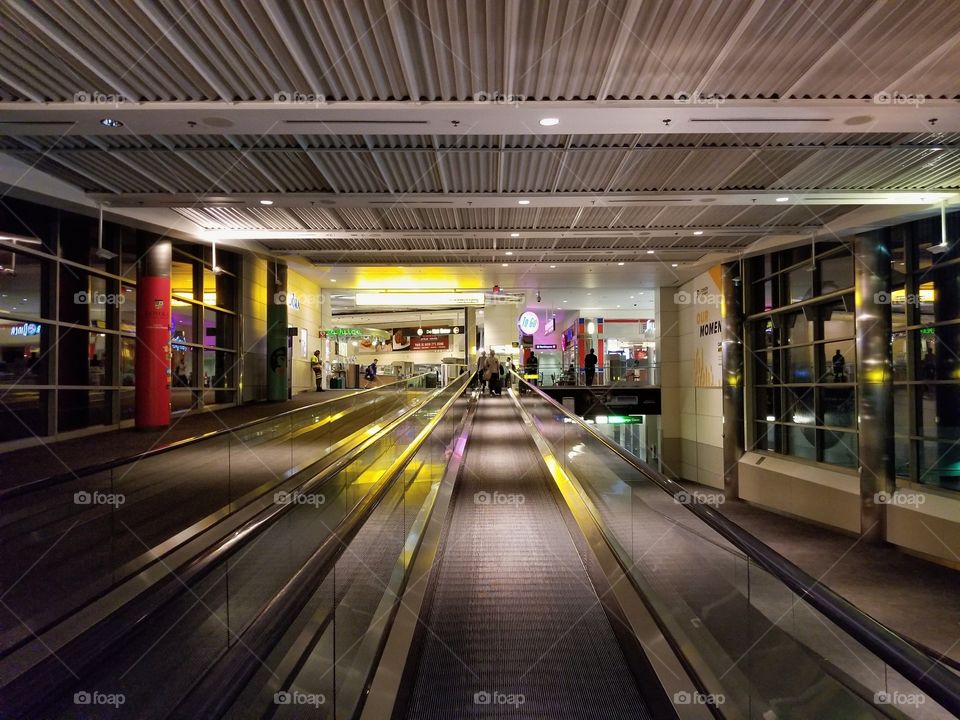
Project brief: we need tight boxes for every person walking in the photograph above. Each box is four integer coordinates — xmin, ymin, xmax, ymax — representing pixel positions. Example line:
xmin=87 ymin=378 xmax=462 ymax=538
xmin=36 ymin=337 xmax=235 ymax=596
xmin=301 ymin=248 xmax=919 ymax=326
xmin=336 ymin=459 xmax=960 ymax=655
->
xmin=485 ymin=350 xmax=501 ymax=396
xmin=476 ymin=350 xmax=487 ymax=392
xmin=311 ymin=350 xmax=325 ymax=392
xmin=584 ymin=347 xmax=598 ymax=386
xmin=363 ymin=358 xmax=378 ymax=389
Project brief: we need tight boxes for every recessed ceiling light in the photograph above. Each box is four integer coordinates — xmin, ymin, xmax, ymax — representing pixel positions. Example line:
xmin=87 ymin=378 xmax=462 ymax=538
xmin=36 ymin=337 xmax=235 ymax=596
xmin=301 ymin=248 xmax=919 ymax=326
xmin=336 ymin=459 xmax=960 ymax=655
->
xmin=539 ymin=117 xmax=560 ymax=126
xmin=646 ymin=250 xmax=655 ymax=254
xmin=505 ymin=251 xmax=514 ymax=256
xmin=502 ymin=263 xmax=508 ymax=267
xmin=510 ymin=232 xmax=520 ymax=237
xmin=671 ymin=263 xmax=679 ymax=267
xmin=330 ymin=278 xmax=336 ymax=282
xmin=260 ymin=199 xmax=274 ymax=205
xmin=693 ymin=230 xmax=704 ymax=236
xmin=563 ymin=299 xmax=568 ymax=302
xmin=99 ymin=118 xmax=123 ymax=128
xmin=518 ymin=200 xmax=531 ymax=205
xmin=617 ymin=262 xmax=625 ymax=266
xmin=775 ymin=196 xmax=789 ymax=202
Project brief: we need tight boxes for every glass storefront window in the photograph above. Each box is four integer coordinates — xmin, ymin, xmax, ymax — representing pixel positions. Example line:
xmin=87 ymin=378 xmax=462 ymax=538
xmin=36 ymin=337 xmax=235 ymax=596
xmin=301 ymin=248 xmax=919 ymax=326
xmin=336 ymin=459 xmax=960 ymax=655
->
xmin=203 ymin=307 xmax=235 ymax=348
xmin=0 ymin=249 xmax=46 ymax=319
xmin=820 ymin=254 xmax=853 ymax=292
xmin=171 ymin=257 xmax=194 ymax=300
xmin=0 ymin=320 xmax=47 ymax=384
xmin=787 ymin=267 xmax=813 ymax=304
xmin=821 ymin=429 xmax=857 ymax=467
xmin=119 ymin=285 xmax=136 ymax=333
xmin=821 ymin=340 xmax=855 ymax=383
xmin=786 ymin=424 xmax=816 ymax=461
xmin=171 ymin=300 xmax=195 ymax=345
xmin=784 ymin=346 xmax=814 ymax=383
xmin=120 ymin=336 xmax=136 ymax=387
xmin=0 ymin=390 xmax=49 ymax=441
xmin=821 ymin=387 xmax=855 ymax=428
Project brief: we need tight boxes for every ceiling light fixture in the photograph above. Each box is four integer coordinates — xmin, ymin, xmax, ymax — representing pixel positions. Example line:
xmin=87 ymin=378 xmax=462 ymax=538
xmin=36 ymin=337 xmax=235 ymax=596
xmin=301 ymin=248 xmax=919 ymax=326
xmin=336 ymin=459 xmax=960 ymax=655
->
xmin=505 ymin=251 xmax=514 ymax=256
xmin=502 ymin=263 xmax=508 ymax=267
xmin=671 ymin=263 xmax=679 ymax=267
xmin=259 ymin=199 xmax=274 ymax=205
xmin=693 ymin=230 xmax=704 ymax=236
xmin=617 ymin=262 xmax=625 ymax=266
xmin=99 ymin=118 xmax=123 ymax=128
xmin=646 ymin=250 xmax=655 ymax=254
xmin=510 ymin=232 xmax=520 ymax=237
xmin=775 ymin=196 xmax=790 ymax=202
xmin=518 ymin=200 xmax=531 ymax=205
xmin=550 ymin=265 xmax=556 ymax=268
xmin=539 ymin=117 xmax=560 ymax=126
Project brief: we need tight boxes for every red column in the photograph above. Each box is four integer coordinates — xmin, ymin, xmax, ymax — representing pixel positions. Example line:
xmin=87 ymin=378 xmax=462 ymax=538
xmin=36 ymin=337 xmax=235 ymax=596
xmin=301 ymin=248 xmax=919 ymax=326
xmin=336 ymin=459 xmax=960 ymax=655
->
xmin=135 ymin=240 xmax=171 ymax=429
xmin=597 ymin=317 xmax=604 ymax=384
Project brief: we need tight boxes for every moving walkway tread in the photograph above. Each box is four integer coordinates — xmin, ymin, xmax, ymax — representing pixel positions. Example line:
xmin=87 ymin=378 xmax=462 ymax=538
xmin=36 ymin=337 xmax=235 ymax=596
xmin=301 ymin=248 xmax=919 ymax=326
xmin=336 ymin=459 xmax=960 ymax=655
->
xmin=400 ymin=398 xmax=654 ymax=719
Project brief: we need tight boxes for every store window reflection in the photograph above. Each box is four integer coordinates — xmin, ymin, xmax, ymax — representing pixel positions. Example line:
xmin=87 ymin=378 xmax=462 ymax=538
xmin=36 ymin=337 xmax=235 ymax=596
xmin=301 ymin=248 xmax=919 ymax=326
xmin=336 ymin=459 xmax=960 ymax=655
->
xmin=746 ymin=243 xmax=857 ymax=467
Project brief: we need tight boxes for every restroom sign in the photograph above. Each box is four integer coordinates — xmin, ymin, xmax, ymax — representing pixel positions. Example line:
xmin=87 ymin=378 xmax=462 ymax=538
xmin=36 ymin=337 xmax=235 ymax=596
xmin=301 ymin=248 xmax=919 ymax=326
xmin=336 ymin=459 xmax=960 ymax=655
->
xmin=517 ymin=311 xmax=540 ymax=334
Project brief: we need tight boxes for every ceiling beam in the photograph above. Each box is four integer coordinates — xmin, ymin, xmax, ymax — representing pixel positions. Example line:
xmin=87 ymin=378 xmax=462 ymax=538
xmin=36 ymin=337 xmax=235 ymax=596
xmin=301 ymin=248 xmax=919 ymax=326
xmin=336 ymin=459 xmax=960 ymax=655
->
xmin=206 ymin=226 xmax=808 ymax=241
xmin=0 ymin=99 xmax=956 ymax=137
xmin=90 ymin=190 xmax=960 ymax=208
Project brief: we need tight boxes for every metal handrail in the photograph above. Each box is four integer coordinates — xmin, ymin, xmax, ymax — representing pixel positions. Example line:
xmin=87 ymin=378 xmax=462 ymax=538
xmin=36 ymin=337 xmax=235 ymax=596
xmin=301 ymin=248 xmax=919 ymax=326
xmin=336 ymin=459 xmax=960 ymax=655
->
xmin=0 ymin=373 xmax=433 ymax=500
xmin=511 ymin=371 xmax=960 ymax=715
xmin=0 ymin=373 xmax=469 ymax=717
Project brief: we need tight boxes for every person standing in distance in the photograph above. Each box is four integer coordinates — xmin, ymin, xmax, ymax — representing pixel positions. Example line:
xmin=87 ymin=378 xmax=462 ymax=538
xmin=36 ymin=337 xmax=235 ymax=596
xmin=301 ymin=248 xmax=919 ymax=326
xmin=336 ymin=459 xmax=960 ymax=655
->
xmin=584 ymin=347 xmax=598 ymax=386
xmin=311 ymin=350 xmax=325 ymax=391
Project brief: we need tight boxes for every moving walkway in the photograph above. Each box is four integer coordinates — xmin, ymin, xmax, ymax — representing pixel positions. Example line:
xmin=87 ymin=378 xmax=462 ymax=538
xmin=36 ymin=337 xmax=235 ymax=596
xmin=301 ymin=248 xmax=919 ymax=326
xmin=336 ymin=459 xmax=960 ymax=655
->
xmin=1 ymin=372 xmax=957 ymax=719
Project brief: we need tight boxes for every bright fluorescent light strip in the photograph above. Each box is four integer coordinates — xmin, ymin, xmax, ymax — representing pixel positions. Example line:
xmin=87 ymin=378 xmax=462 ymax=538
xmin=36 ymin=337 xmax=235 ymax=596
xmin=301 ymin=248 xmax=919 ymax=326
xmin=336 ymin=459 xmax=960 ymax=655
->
xmin=355 ymin=291 xmax=485 ymax=307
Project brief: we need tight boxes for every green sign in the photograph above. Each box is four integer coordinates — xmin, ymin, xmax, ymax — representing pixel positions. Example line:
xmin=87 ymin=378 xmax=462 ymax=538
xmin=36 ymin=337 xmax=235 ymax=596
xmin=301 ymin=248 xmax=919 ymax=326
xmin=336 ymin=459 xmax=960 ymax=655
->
xmin=325 ymin=328 xmax=366 ymax=336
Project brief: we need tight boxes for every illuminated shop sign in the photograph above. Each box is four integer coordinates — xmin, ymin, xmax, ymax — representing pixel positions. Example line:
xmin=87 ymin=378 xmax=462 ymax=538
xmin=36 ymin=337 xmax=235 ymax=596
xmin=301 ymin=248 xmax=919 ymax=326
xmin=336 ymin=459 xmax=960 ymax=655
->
xmin=324 ymin=328 xmax=366 ymax=336
xmin=535 ymin=344 xmax=557 ymax=350
xmin=544 ymin=317 xmax=556 ymax=334
xmin=517 ymin=311 xmax=540 ymax=334
xmin=10 ymin=322 xmax=41 ymax=337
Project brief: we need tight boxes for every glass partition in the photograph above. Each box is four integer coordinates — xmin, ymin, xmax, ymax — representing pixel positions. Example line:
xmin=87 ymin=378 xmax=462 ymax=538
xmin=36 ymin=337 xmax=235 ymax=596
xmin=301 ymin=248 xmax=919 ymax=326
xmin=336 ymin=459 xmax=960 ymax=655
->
xmin=515 ymin=385 xmax=952 ymax=719
xmin=27 ymin=372 xmax=471 ymax=719
xmin=0 ymin=374 xmax=434 ymax=654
